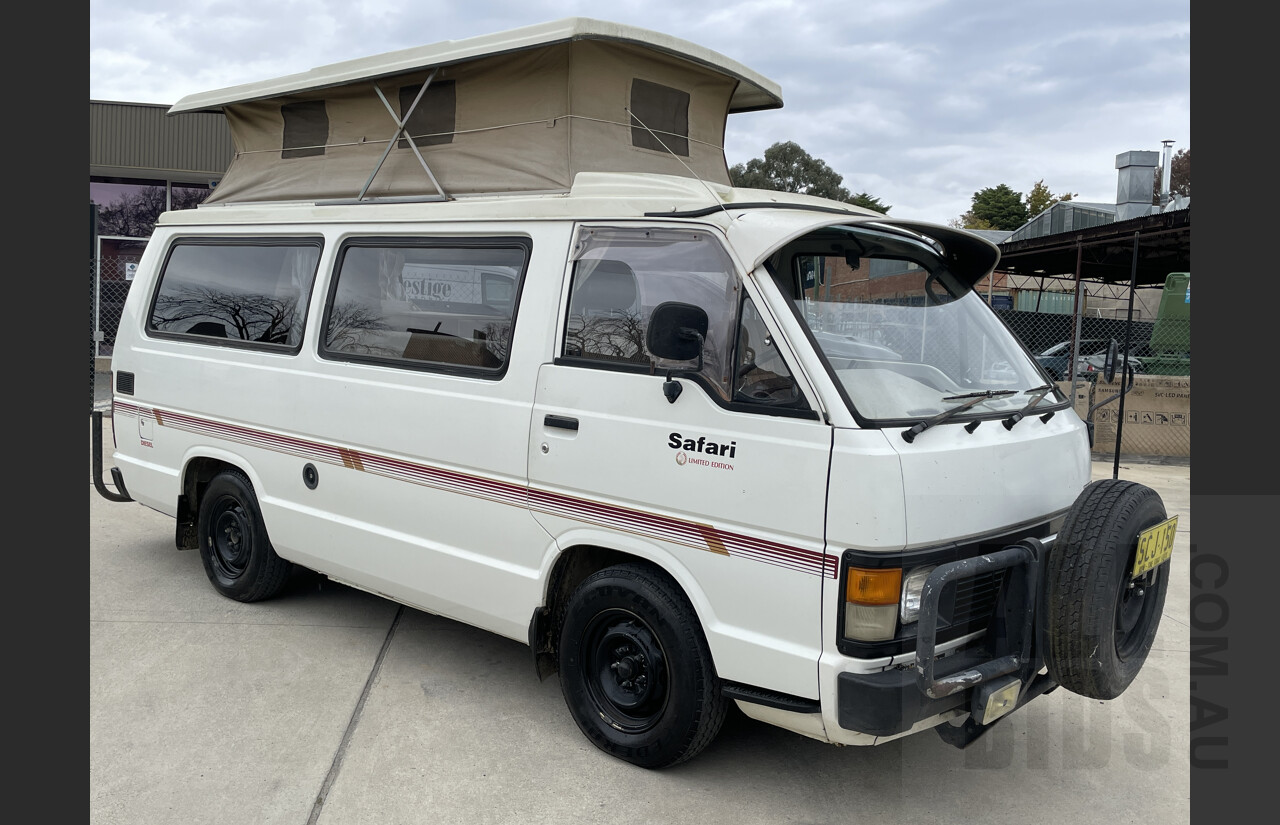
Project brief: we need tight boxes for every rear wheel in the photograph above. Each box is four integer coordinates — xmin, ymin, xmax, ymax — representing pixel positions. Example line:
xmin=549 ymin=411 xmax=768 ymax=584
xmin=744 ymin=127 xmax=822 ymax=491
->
xmin=558 ymin=563 xmax=727 ymax=768
xmin=1044 ymin=479 xmax=1170 ymax=699
xmin=197 ymin=469 xmax=293 ymax=602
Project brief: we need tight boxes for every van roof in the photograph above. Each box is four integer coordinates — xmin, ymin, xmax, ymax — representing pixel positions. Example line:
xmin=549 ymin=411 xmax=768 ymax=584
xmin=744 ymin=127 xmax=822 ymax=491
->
xmin=161 ymin=172 xmax=857 ymax=223
xmin=158 ymin=171 xmax=1001 ymax=285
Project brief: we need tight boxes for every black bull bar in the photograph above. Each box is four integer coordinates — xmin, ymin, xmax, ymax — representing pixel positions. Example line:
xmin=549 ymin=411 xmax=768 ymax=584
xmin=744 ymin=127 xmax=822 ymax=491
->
xmin=914 ymin=537 xmax=1059 ymax=745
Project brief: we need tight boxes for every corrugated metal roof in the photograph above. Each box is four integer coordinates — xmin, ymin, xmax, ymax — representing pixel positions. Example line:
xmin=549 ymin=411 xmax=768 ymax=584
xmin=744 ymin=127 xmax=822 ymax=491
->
xmin=964 ymin=229 xmax=1013 ymax=244
xmin=90 ymin=101 xmax=233 ymax=178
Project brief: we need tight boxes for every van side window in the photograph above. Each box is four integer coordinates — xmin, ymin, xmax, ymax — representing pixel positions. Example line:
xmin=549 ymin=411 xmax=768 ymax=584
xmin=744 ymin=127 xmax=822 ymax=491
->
xmin=563 ymin=228 xmax=738 ymax=398
xmin=321 ymin=239 xmax=528 ymax=375
xmin=562 ymin=228 xmax=739 ymax=400
xmin=148 ymin=239 xmax=322 ymax=352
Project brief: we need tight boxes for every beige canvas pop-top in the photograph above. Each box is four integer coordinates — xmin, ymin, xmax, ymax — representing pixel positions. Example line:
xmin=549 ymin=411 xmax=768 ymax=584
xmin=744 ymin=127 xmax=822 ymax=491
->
xmin=170 ymin=17 xmax=783 ymax=204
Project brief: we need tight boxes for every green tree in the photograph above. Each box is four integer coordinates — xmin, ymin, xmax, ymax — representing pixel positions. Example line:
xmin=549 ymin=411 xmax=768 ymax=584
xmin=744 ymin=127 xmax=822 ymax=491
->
xmin=966 ymin=184 xmax=1029 ymax=231
xmin=729 ymin=141 xmax=891 ymax=213
xmin=948 ymin=213 xmax=995 ymax=231
xmin=1152 ymin=148 xmax=1191 ymax=201
xmin=1026 ymin=179 xmax=1076 ymax=217
xmin=848 ymin=192 xmax=891 ymax=214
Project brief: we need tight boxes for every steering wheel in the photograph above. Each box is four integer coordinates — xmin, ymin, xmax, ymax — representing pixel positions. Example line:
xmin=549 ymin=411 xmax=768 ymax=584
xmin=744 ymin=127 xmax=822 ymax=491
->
xmin=735 ymin=370 xmax=798 ymax=404
xmin=923 ymin=273 xmax=947 ymax=306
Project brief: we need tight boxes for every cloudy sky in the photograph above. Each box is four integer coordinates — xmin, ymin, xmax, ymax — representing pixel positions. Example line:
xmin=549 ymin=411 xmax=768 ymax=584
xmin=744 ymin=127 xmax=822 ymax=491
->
xmin=89 ymin=0 xmax=1190 ymax=226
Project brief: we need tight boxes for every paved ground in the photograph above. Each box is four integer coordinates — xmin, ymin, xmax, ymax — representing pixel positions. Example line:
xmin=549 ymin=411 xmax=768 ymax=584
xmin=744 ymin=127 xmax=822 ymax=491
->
xmin=90 ymin=413 xmax=1190 ymax=825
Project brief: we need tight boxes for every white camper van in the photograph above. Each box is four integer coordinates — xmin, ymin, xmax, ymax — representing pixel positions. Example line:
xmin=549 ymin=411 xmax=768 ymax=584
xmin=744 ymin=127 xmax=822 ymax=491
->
xmin=93 ymin=18 xmax=1176 ymax=768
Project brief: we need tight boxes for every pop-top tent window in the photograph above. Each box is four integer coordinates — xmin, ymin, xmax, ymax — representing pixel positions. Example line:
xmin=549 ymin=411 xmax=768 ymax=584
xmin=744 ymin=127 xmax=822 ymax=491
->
xmin=166 ymin=18 xmax=783 ymax=205
xmin=397 ymin=81 xmax=456 ymax=149
xmin=630 ymin=78 xmax=689 ymax=156
xmin=281 ymin=101 xmax=329 ymax=159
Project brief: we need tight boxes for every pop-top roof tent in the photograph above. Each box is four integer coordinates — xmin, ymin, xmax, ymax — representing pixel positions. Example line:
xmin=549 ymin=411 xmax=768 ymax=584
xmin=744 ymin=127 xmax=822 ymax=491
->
xmin=169 ymin=18 xmax=783 ymax=206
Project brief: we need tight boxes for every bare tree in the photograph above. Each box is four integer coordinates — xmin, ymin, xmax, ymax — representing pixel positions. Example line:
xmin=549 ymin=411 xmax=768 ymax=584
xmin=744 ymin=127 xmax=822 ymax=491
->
xmin=153 ymin=287 xmax=303 ymax=345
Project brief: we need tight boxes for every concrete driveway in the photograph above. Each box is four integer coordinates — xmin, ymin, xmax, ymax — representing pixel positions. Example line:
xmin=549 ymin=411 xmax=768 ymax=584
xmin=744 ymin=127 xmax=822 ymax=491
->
xmin=90 ymin=415 xmax=1190 ymax=824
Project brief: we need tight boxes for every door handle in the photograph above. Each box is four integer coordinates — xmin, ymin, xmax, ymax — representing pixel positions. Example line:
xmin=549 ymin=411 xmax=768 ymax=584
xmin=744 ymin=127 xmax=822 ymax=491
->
xmin=544 ymin=414 xmax=579 ymax=431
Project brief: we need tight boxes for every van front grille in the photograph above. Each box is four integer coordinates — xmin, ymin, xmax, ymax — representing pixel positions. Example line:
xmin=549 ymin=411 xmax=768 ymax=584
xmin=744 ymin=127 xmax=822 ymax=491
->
xmin=947 ymin=568 xmax=1006 ymax=628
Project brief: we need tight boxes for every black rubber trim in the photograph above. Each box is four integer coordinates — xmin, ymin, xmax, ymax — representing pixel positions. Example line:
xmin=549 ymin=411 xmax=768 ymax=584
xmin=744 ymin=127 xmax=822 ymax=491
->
xmin=721 ymin=682 xmax=821 ymax=713
xmin=644 ymin=202 xmax=866 ymax=219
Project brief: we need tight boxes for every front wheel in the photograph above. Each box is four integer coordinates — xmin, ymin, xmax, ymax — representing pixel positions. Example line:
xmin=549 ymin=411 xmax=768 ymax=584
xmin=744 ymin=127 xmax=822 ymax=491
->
xmin=558 ymin=564 xmax=727 ymax=768
xmin=197 ymin=469 xmax=293 ymax=602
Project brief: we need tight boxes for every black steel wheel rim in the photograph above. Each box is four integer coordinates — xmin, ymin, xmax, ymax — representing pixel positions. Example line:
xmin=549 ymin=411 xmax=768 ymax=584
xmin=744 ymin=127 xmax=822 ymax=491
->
xmin=582 ymin=610 xmax=668 ymax=733
xmin=1115 ymin=565 xmax=1161 ymax=661
xmin=208 ymin=495 xmax=253 ymax=581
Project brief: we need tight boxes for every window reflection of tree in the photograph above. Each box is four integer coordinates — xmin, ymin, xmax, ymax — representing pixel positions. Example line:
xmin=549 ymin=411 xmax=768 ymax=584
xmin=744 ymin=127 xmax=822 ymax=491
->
xmin=324 ymin=301 xmax=398 ymax=357
xmin=566 ymin=312 xmax=647 ymax=362
xmin=481 ymin=321 xmax=514 ymax=363
xmin=153 ymin=287 xmax=300 ymax=345
xmin=95 ymin=186 xmax=210 ymax=237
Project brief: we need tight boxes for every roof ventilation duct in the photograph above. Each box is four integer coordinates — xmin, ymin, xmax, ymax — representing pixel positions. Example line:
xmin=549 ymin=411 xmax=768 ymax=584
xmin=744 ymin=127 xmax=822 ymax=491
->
xmin=1115 ymin=150 xmax=1159 ymax=221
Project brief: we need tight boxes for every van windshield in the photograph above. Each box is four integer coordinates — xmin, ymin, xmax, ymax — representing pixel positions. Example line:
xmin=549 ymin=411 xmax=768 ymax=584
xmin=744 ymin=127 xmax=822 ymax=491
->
xmin=777 ymin=225 xmax=1057 ymax=422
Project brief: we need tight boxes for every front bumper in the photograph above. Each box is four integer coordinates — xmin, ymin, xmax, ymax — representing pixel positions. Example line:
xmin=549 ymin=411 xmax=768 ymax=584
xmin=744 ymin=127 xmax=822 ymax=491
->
xmin=837 ymin=538 xmax=1057 ymax=744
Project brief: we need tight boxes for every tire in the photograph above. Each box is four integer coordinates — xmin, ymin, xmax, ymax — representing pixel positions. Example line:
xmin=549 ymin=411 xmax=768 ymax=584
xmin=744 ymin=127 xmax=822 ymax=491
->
xmin=1044 ymin=479 xmax=1169 ymax=699
xmin=558 ymin=563 xmax=727 ymax=768
xmin=197 ymin=469 xmax=293 ymax=602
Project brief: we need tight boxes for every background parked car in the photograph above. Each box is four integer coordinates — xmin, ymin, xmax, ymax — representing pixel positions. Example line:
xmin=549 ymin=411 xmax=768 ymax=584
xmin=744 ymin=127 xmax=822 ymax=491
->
xmin=1035 ymin=339 xmax=1145 ymax=380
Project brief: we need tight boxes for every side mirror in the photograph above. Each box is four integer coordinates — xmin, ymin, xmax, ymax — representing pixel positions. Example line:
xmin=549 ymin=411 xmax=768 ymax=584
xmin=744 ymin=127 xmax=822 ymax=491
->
xmin=646 ymin=302 xmax=708 ymax=364
xmin=647 ymin=302 xmax=708 ymax=404
xmin=1103 ymin=339 xmax=1120 ymax=383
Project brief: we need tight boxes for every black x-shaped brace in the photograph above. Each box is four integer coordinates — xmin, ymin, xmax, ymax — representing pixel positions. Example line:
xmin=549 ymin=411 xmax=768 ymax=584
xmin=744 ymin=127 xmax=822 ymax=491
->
xmin=357 ymin=68 xmax=449 ymax=201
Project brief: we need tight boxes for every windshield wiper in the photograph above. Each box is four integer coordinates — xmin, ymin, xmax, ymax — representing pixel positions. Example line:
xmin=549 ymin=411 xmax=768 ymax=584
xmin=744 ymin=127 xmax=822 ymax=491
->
xmin=901 ymin=390 xmax=1017 ymax=443
xmin=1000 ymin=383 xmax=1057 ymax=430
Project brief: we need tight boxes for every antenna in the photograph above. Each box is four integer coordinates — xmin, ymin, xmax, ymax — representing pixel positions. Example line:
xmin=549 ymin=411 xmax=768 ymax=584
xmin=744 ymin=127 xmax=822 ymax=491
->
xmin=625 ymin=108 xmax=733 ymax=222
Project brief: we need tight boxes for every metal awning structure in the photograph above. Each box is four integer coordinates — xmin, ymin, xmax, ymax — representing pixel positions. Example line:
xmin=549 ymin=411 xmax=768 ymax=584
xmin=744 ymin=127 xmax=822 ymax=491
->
xmin=994 ymin=206 xmax=1191 ymax=475
xmin=996 ymin=207 xmax=1190 ymax=285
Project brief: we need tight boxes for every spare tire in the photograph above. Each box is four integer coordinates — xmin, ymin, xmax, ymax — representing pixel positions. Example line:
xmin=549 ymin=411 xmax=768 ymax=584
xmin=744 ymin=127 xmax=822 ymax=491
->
xmin=1044 ymin=479 xmax=1170 ymax=699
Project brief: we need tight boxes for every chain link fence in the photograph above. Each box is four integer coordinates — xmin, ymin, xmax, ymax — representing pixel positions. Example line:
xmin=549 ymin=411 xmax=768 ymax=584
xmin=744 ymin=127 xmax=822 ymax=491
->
xmin=994 ymin=284 xmax=1191 ymax=460
xmin=91 ymin=255 xmax=135 ymax=413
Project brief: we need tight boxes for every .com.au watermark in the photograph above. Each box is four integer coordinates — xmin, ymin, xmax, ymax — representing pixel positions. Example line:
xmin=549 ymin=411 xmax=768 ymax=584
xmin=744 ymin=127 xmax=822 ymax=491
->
xmin=1190 ymin=540 xmax=1227 ymax=770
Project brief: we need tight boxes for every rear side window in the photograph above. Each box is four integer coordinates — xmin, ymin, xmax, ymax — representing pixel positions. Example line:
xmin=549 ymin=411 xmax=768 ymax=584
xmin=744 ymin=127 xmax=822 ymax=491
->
xmin=148 ymin=238 xmax=322 ymax=352
xmin=321 ymin=238 xmax=529 ymax=376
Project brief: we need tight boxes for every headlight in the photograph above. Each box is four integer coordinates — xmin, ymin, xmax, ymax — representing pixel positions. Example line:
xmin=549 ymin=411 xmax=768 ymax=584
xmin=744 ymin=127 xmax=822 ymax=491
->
xmin=843 ymin=567 xmax=901 ymax=642
xmin=899 ymin=565 xmax=937 ymax=625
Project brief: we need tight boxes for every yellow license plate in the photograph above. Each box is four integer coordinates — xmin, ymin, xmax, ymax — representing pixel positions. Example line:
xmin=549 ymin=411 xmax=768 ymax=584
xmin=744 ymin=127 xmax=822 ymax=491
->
xmin=1132 ymin=515 xmax=1178 ymax=579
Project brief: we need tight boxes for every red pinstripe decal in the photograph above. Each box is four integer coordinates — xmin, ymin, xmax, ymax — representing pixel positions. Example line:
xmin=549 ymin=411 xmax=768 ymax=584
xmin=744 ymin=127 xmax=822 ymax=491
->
xmin=118 ymin=402 xmax=835 ymax=578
